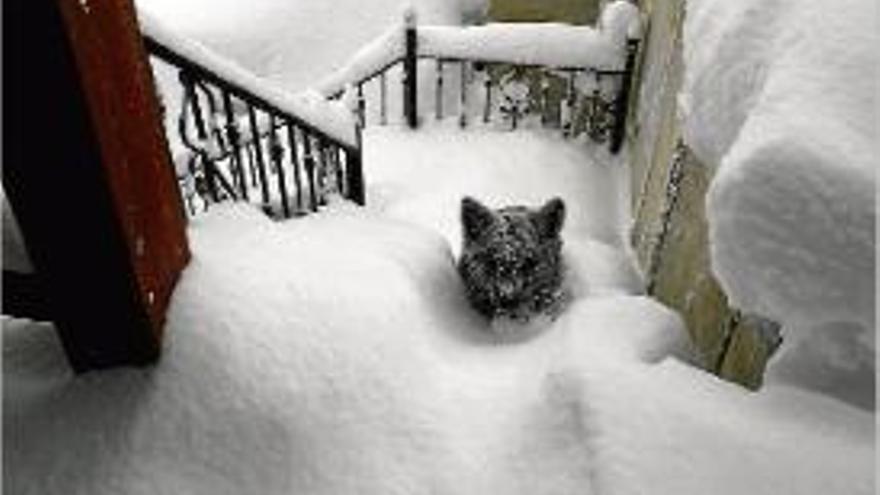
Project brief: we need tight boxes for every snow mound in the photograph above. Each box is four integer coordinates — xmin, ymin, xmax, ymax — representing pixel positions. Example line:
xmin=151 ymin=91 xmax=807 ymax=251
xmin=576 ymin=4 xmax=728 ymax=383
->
xmin=4 ymin=204 xmax=683 ymax=495
xmin=5 ymin=202 xmax=874 ymax=494
xmin=588 ymin=359 xmax=875 ymax=495
xmin=679 ymin=0 xmax=877 ymax=403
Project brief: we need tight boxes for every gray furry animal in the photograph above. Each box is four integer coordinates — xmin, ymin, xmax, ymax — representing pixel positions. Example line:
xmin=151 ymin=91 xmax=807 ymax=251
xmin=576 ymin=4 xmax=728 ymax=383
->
xmin=457 ymin=196 xmax=568 ymax=322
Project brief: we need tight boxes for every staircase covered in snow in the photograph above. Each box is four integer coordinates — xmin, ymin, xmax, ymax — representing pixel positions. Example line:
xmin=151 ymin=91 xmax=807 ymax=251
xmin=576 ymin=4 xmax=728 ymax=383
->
xmin=140 ymin=1 xmax=642 ymax=220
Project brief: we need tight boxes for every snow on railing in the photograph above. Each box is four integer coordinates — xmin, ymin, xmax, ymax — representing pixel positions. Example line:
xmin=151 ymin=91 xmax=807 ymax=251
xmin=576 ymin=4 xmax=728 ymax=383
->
xmin=137 ymin=8 xmax=364 ymax=219
xmin=316 ymin=0 xmax=641 ymax=153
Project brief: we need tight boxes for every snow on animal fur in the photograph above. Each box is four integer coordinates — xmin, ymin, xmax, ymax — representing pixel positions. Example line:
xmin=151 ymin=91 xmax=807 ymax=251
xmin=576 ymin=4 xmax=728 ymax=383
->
xmin=457 ymin=196 xmax=568 ymax=322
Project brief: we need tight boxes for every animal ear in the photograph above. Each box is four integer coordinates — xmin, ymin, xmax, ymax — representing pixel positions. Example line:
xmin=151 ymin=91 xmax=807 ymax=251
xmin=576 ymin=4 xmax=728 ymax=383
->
xmin=461 ymin=196 xmax=495 ymax=243
xmin=534 ymin=197 xmax=566 ymax=239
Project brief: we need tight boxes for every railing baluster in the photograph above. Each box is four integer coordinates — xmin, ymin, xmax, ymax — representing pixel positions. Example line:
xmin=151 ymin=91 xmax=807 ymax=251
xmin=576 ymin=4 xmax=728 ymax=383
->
xmin=379 ymin=72 xmax=388 ymax=126
xmin=347 ymin=128 xmax=365 ymax=206
xmin=180 ymin=72 xmax=220 ymax=203
xmin=540 ymin=77 xmax=550 ymax=127
xmin=247 ymin=105 xmax=271 ymax=208
xmin=148 ymin=36 xmax=364 ymax=219
xmin=459 ymin=61 xmax=468 ymax=128
xmin=332 ymin=146 xmax=345 ymax=197
xmin=221 ymin=90 xmax=247 ymax=200
xmin=247 ymin=143 xmax=257 ymax=188
xmin=302 ymin=133 xmax=319 ymax=212
xmin=403 ymin=11 xmax=418 ymax=128
xmin=483 ymin=70 xmax=492 ymax=124
xmin=268 ymin=114 xmax=290 ymax=218
xmin=356 ymin=83 xmax=366 ymax=128
xmin=589 ymin=71 xmax=603 ymax=140
xmin=563 ymin=71 xmax=576 ymax=138
xmin=436 ymin=59 xmax=444 ymax=120
xmin=315 ymin=136 xmax=331 ymax=204
xmin=286 ymin=122 xmax=304 ymax=213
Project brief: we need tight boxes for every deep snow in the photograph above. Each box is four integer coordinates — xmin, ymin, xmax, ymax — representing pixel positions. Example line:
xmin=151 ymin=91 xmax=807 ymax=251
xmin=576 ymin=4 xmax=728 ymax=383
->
xmin=679 ymin=0 xmax=877 ymax=409
xmin=4 ymin=126 xmax=875 ymax=495
xmin=3 ymin=0 xmax=877 ymax=493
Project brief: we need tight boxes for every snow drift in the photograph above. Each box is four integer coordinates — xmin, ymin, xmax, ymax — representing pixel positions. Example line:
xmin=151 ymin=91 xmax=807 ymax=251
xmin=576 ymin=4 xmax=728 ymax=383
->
xmin=679 ymin=0 xmax=877 ymax=404
xmin=5 ymin=203 xmax=874 ymax=495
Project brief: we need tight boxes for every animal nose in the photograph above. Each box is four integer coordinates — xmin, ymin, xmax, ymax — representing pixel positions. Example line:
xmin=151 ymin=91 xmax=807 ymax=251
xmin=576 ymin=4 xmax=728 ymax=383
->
xmin=498 ymin=281 xmax=517 ymax=298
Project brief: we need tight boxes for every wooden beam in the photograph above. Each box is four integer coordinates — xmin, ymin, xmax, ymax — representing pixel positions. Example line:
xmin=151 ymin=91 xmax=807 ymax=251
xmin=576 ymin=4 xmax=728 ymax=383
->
xmin=2 ymin=0 xmax=189 ymax=371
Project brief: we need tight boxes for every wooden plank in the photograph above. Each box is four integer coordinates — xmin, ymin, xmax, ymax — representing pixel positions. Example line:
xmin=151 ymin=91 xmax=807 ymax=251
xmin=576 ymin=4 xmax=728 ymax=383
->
xmin=2 ymin=0 xmax=189 ymax=371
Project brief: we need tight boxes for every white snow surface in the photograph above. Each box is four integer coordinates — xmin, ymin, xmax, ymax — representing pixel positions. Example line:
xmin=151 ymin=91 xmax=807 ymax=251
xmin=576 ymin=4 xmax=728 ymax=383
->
xmin=1 ymin=187 xmax=33 ymax=273
xmin=365 ymin=125 xmax=635 ymax=256
xmin=4 ymin=125 xmax=876 ymax=494
xmin=679 ymin=0 xmax=877 ymax=390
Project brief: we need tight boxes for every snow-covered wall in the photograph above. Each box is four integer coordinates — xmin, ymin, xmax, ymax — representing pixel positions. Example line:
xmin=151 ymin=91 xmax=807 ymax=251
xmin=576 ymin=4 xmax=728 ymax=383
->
xmin=680 ymin=0 xmax=876 ymax=341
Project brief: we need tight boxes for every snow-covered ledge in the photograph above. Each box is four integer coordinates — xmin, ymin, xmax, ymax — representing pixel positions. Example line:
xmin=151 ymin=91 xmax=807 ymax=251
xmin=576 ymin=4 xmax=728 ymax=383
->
xmin=679 ymin=0 xmax=876 ymax=404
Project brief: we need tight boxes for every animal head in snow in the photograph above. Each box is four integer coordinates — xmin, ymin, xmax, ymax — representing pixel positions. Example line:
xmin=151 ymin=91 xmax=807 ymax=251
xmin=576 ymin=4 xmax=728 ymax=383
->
xmin=457 ymin=196 xmax=567 ymax=323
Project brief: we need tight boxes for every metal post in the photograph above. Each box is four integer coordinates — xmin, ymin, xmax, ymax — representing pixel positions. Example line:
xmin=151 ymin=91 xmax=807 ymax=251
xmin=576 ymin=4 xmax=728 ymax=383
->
xmin=345 ymin=99 xmax=366 ymax=205
xmin=459 ymin=61 xmax=468 ymax=128
xmin=436 ymin=59 xmax=444 ymax=120
xmin=403 ymin=10 xmax=418 ymax=129
xmin=356 ymin=83 xmax=366 ymax=128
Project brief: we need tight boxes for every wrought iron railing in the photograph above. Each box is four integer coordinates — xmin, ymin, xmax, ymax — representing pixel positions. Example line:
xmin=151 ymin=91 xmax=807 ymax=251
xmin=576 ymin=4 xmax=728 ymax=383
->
xmin=143 ymin=36 xmax=363 ymax=220
xmin=326 ymin=11 xmax=640 ymax=154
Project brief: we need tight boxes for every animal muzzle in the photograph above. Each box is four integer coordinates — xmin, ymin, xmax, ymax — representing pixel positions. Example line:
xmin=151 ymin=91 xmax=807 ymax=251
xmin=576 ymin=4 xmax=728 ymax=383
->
xmin=495 ymin=281 xmax=520 ymax=306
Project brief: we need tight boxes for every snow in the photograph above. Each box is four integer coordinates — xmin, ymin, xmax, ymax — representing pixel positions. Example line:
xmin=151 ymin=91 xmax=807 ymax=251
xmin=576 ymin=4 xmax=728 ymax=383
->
xmin=364 ymin=126 xmax=634 ymax=254
xmin=1 ymin=187 xmax=33 ymax=273
xmin=137 ymin=9 xmax=358 ymax=148
xmin=4 ymin=124 xmax=875 ymax=494
xmin=4 ymin=0 xmax=876 ymax=492
xmin=419 ymin=22 xmax=617 ymax=69
xmin=316 ymin=25 xmax=404 ymax=98
xmin=763 ymin=321 xmax=876 ymax=410
xmin=679 ymin=0 xmax=877 ymax=405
